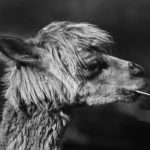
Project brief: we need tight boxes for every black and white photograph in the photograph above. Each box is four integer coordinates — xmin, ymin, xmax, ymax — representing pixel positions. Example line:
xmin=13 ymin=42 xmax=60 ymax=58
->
xmin=0 ymin=0 xmax=150 ymax=150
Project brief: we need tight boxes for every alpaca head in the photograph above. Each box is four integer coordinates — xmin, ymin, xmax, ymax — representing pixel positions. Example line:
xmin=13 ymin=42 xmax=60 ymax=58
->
xmin=0 ymin=21 xmax=148 ymax=112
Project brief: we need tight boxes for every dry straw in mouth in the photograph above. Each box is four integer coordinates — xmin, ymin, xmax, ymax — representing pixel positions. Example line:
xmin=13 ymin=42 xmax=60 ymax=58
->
xmin=135 ymin=90 xmax=150 ymax=96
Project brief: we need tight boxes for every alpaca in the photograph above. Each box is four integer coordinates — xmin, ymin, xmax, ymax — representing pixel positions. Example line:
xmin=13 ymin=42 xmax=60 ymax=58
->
xmin=0 ymin=21 xmax=148 ymax=150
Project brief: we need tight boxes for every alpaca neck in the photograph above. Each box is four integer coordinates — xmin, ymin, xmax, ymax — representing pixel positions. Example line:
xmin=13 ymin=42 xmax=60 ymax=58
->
xmin=0 ymin=103 xmax=70 ymax=150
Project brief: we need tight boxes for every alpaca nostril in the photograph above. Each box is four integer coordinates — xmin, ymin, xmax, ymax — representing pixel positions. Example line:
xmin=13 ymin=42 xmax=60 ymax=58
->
xmin=129 ymin=62 xmax=145 ymax=77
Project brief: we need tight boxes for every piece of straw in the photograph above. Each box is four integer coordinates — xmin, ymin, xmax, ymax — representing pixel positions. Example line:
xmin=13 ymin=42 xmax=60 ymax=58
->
xmin=135 ymin=90 xmax=150 ymax=96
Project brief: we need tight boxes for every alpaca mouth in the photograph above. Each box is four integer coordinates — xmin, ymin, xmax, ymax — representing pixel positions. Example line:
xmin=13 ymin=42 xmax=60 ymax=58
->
xmin=121 ymin=80 xmax=150 ymax=97
xmin=121 ymin=87 xmax=150 ymax=97
xmin=119 ymin=88 xmax=150 ymax=103
xmin=120 ymin=89 xmax=137 ymax=96
xmin=131 ymin=82 xmax=150 ymax=97
xmin=123 ymin=89 xmax=150 ymax=97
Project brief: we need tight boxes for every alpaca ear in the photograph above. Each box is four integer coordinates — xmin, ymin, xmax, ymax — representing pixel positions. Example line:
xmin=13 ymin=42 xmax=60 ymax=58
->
xmin=0 ymin=36 xmax=39 ymax=65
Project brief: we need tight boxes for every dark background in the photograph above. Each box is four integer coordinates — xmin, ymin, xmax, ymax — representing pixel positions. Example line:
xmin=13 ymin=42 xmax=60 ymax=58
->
xmin=0 ymin=0 xmax=150 ymax=150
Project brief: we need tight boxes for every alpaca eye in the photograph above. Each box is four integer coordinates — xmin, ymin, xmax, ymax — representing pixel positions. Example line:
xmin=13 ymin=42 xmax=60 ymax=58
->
xmin=86 ymin=60 xmax=108 ymax=71
xmin=37 ymin=41 xmax=45 ymax=48
xmin=84 ymin=60 xmax=108 ymax=80
xmin=98 ymin=61 xmax=108 ymax=70
xmin=86 ymin=61 xmax=99 ymax=71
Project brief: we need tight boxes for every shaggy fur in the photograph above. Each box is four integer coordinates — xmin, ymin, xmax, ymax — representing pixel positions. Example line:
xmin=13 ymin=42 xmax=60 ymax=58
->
xmin=0 ymin=21 xmax=147 ymax=150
